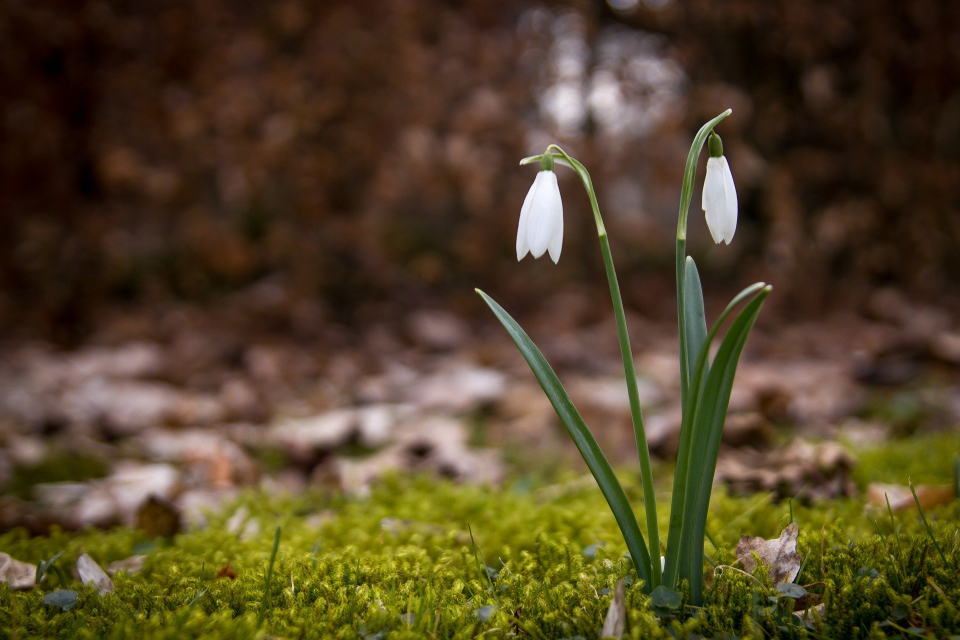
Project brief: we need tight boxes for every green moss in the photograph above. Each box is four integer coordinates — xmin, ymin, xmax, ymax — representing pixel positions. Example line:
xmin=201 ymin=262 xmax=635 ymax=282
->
xmin=1 ymin=468 xmax=959 ymax=639
xmin=2 ymin=438 xmax=960 ymax=638
xmin=851 ymin=432 xmax=960 ymax=487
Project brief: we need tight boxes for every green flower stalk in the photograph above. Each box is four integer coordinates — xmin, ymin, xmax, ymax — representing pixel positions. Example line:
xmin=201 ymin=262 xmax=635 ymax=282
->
xmin=478 ymin=110 xmax=769 ymax=606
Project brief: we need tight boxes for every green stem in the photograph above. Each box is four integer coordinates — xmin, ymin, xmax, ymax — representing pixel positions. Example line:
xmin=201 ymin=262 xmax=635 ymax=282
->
xmin=663 ymin=110 xmax=732 ymax=588
xmin=675 ymin=110 xmax=732 ymax=403
xmin=544 ymin=144 xmax=661 ymax=587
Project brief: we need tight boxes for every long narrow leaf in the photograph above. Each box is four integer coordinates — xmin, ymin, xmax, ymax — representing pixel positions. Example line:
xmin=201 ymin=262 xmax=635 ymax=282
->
xmin=661 ymin=261 xmax=707 ymax=587
xmin=680 ymin=288 xmax=770 ymax=604
xmin=477 ymin=289 xmax=654 ymax=590
xmin=663 ymin=282 xmax=766 ymax=587
xmin=683 ymin=257 xmax=708 ymax=388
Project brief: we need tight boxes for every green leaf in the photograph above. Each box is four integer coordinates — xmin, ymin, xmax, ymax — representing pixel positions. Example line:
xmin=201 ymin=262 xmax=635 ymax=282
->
xmin=663 ymin=282 xmax=767 ymax=588
xmin=43 ymin=589 xmax=78 ymax=612
xmin=683 ymin=256 xmax=708 ymax=389
xmin=35 ymin=550 xmax=64 ymax=585
xmin=477 ymin=289 xmax=653 ymax=590
xmin=776 ymin=583 xmax=808 ymax=599
xmin=680 ymin=288 xmax=771 ymax=605
xmin=650 ymin=585 xmax=682 ymax=615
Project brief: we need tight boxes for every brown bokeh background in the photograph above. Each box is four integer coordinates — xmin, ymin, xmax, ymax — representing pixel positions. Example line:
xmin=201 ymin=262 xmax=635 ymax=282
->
xmin=4 ymin=0 xmax=960 ymax=533
xmin=3 ymin=0 xmax=959 ymax=342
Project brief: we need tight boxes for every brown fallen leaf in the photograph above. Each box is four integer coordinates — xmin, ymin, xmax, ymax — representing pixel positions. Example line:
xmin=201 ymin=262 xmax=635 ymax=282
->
xmin=76 ymin=553 xmax=114 ymax=595
xmin=736 ymin=523 xmax=802 ymax=585
xmin=136 ymin=495 xmax=181 ymax=537
xmin=600 ymin=579 xmax=625 ymax=639
xmin=794 ymin=602 xmax=825 ymax=624
xmin=216 ymin=563 xmax=237 ymax=579
xmin=866 ymin=483 xmax=955 ymax=512
xmin=0 ymin=552 xmax=36 ymax=590
xmin=716 ymin=439 xmax=856 ymax=501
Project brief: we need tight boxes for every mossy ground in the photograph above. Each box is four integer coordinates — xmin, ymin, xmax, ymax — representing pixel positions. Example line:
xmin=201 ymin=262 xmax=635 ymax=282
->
xmin=2 ymin=434 xmax=960 ymax=639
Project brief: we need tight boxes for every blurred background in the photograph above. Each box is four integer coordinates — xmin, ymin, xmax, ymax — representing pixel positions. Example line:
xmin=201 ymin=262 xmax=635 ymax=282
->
xmin=1 ymin=0 xmax=960 ymax=533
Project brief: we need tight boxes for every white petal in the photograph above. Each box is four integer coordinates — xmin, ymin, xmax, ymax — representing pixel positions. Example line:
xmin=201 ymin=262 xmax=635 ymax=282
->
xmin=702 ymin=157 xmax=727 ymax=244
xmin=525 ymin=171 xmax=563 ymax=259
xmin=516 ymin=173 xmax=539 ymax=260
xmin=719 ymin=157 xmax=738 ymax=243
xmin=547 ymin=204 xmax=563 ymax=263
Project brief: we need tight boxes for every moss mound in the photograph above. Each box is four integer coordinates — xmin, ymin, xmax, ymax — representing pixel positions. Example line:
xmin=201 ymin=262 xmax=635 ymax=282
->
xmin=2 ymin=435 xmax=960 ymax=639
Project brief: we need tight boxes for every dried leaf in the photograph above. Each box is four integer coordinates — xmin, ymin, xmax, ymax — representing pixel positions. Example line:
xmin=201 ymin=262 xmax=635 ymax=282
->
xmin=735 ymin=523 xmax=802 ymax=585
xmin=216 ymin=563 xmax=237 ymax=580
xmin=106 ymin=555 xmax=145 ymax=575
xmin=136 ymin=495 xmax=181 ymax=537
xmin=866 ymin=482 xmax=954 ymax=512
xmin=600 ymin=578 xmax=625 ymax=639
xmin=0 ymin=552 xmax=36 ymax=590
xmin=794 ymin=602 xmax=825 ymax=625
xmin=76 ymin=553 xmax=114 ymax=595
xmin=716 ymin=439 xmax=857 ymax=500
xmin=225 ymin=505 xmax=251 ymax=535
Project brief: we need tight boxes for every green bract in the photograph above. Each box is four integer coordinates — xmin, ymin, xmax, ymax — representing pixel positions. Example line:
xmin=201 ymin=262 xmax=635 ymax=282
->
xmin=484 ymin=110 xmax=766 ymax=604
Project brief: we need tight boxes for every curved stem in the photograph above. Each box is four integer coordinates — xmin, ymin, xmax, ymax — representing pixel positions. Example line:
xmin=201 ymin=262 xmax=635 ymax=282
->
xmin=543 ymin=144 xmax=661 ymax=587
xmin=675 ymin=110 xmax=731 ymax=408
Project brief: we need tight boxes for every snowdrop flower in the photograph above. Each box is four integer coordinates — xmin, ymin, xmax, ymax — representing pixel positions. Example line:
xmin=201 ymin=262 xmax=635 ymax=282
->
xmin=517 ymin=155 xmax=564 ymax=263
xmin=701 ymin=132 xmax=737 ymax=244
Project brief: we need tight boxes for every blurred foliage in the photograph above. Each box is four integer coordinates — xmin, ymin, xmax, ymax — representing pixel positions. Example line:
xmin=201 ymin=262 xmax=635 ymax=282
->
xmin=0 ymin=450 xmax=109 ymax=500
xmin=1 ymin=0 xmax=959 ymax=340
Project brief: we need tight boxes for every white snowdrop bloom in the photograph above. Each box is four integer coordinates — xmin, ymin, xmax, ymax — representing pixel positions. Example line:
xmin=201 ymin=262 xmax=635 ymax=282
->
xmin=517 ymin=169 xmax=564 ymax=263
xmin=701 ymin=133 xmax=737 ymax=245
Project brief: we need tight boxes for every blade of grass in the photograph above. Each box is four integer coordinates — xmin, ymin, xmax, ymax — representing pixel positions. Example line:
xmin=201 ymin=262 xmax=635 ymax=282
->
xmin=909 ymin=480 xmax=946 ymax=563
xmin=468 ymin=524 xmax=496 ymax=598
xmin=477 ymin=289 xmax=654 ymax=590
xmin=188 ymin=588 xmax=208 ymax=607
xmin=258 ymin=526 xmax=282 ymax=625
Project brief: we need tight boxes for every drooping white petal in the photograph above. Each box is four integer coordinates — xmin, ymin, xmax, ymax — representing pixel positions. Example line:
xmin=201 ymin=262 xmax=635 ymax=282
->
xmin=702 ymin=156 xmax=737 ymax=245
xmin=719 ymin=157 xmax=738 ymax=243
xmin=523 ymin=171 xmax=563 ymax=260
xmin=516 ymin=173 xmax=539 ymax=260
xmin=547 ymin=210 xmax=563 ymax=263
